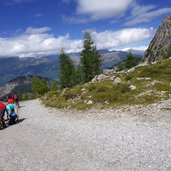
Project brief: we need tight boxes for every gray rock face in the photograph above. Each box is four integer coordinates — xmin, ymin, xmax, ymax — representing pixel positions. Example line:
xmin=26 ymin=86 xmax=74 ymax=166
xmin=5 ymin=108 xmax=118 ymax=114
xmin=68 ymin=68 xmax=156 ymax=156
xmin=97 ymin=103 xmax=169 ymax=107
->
xmin=144 ymin=16 xmax=171 ymax=62
xmin=0 ymin=82 xmax=17 ymax=98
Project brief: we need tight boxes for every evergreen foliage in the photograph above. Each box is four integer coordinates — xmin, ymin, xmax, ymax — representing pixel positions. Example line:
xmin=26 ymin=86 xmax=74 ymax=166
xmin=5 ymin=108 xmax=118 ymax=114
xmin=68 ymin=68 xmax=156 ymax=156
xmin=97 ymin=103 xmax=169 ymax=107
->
xmin=75 ymin=66 xmax=84 ymax=84
xmin=117 ymin=53 xmax=139 ymax=71
xmin=51 ymin=80 xmax=58 ymax=91
xmin=59 ymin=50 xmax=76 ymax=88
xmin=81 ymin=32 xmax=102 ymax=82
xmin=32 ymin=76 xmax=49 ymax=96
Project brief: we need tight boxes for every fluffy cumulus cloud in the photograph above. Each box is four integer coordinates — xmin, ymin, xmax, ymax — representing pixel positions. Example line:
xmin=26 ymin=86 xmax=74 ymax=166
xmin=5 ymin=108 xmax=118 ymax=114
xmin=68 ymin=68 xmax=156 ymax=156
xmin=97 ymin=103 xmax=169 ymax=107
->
xmin=0 ymin=27 xmax=82 ymax=57
xmin=0 ymin=27 xmax=154 ymax=57
xmin=76 ymin=0 xmax=134 ymax=20
xmin=91 ymin=28 xmax=154 ymax=49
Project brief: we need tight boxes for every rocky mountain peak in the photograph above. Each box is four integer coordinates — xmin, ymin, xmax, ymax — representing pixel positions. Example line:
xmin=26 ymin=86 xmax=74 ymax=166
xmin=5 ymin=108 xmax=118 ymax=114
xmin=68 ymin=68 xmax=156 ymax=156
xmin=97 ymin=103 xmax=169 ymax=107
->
xmin=144 ymin=16 xmax=171 ymax=62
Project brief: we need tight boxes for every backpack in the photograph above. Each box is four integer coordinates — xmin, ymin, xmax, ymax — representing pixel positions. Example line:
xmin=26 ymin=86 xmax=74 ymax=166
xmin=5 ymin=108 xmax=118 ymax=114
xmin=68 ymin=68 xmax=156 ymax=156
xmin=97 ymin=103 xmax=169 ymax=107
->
xmin=14 ymin=94 xmax=18 ymax=100
xmin=0 ymin=102 xmax=5 ymax=110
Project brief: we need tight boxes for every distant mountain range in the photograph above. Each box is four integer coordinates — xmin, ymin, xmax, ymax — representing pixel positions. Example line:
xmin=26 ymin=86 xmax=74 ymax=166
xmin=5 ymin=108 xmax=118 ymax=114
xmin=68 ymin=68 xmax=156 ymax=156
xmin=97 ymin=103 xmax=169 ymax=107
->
xmin=0 ymin=49 xmax=144 ymax=87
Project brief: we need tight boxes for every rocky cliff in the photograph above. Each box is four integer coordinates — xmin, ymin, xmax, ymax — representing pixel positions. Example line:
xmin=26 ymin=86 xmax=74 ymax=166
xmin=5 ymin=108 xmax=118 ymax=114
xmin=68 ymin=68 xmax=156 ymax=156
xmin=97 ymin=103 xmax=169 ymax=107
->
xmin=144 ymin=16 xmax=171 ymax=62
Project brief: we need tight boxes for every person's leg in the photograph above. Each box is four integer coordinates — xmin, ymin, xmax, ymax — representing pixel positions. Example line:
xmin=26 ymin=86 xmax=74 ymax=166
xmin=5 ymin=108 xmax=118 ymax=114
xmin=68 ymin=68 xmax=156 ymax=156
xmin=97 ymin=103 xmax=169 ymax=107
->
xmin=11 ymin=116 xmax=17 ymax=124
xmin=8 ymin=115 xmax=15 ymax=125
xmin=1 ymin=118 xmax=6 ymax=128
xmin=0 ymin=109 xmax=6 ymax=128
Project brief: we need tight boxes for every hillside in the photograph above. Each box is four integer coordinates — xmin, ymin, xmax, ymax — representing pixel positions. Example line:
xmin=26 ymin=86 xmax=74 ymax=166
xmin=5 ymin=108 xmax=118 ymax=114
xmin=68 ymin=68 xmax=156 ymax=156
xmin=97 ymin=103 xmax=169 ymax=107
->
xmin=0 ymin=75 xmax=51 ymax=100
xmin=42 ymin=58 xmax=171 ymax=110
xmin=0 ymin=56 xmax=58 ymax=87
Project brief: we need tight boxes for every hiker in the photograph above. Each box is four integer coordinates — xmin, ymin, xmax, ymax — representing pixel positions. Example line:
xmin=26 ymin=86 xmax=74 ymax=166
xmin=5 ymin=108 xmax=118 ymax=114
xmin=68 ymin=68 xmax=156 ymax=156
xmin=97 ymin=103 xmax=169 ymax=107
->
xmin=7 ymin=94 xmax=14 ymax=104
xmin=13 ymin=93 xmax=20 ymax=108
xmin=6 ymin=103 xmax=18 ymax=125
xmin=0 ymin=101 xmax=6 ymax=128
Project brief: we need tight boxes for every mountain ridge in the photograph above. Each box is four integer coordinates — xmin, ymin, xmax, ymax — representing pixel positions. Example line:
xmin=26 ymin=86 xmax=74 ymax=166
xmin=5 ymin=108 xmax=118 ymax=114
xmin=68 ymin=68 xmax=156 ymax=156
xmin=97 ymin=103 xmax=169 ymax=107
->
xmin=0 ymin=49 xmax=143 ymax=87
xmin=144 ymin=16 xmax=171 ymax=62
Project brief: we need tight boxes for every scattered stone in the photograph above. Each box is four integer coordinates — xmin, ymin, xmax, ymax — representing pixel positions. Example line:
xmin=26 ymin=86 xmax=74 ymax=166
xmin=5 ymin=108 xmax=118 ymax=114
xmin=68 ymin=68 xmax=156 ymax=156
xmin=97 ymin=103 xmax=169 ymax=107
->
xmin=91 ymin=74 xmax=109 ymax=83
xmin=81 ymin=88 xmax=86 ymax=92
xmin=87 ymin=100 xmax=93 ymax=105
xmin=114 ymin=77 xmax=121 ymax=85
xmin=129 ymin=85 xmax=137 ymax=90
xmin=96 ymin=74 xmax=109 ymax=81
xmin=137 ymin=77 xmax=151 ymax=81
xmin=91 ymin=76 xmax=98 ymax=83
xmin=110 ymin=76 xmax=116 ymax=81
xmin=105 ymin=101 xmax=109 ymax=105
xmin=151 ymin=80 xmax=163 ymax=86
xmin=103 ymin=69 xmax=114 ymax=76
xmin=127 ymin=67 xmax=135 ymax=73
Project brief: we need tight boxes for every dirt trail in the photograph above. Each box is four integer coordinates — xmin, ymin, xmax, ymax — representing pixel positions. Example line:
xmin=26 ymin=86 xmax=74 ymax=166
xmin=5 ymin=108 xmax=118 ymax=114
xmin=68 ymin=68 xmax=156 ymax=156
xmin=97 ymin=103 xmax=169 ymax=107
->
xmin=0 ymin=99 xmax=171 ymax=171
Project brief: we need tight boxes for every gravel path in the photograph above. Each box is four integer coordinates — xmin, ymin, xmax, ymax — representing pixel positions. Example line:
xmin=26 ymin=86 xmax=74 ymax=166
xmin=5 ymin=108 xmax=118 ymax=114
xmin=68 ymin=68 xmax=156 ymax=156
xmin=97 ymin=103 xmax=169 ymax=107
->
xmin=0 ymin=99 xmax=171 ymax=171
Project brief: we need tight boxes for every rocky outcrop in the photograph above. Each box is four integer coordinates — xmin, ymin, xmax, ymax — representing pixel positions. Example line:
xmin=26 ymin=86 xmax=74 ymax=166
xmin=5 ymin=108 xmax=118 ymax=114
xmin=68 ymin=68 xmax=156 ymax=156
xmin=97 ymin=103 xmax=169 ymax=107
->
xmin=0 ymin=82 xmax=18 ymax=98
xmin=144 ymin=16 xmax=171 ymax=62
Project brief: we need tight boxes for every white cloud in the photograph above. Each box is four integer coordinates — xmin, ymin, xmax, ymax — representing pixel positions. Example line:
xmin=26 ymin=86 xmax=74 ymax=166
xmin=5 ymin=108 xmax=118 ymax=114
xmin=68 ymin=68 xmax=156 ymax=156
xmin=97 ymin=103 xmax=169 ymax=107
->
xmin=0 ymin=27 xmax=82 ymax=57
xmin=62 ymin=15 xmax=89 ymax=24
xmin=121 ymin=46 xmax=148 ymax=51
xmin=125 ymin=6 xmax=171 ymax=26
xmin=25 ymin=27 xmax=51 ymax=34
xmin=91 ymin=28 xmax=154 ymax=50
xmin=63 ymin=0 xmax=171 ymax=26
xmin=76 ymin=0 xmax=134 ymax=20
xmin=0 ymin=27 xmax=154 ymax=57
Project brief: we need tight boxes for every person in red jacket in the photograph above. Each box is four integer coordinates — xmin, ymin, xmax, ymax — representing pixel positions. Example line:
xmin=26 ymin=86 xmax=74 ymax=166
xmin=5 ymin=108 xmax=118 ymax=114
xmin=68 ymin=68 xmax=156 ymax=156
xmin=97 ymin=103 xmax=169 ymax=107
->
xmin=13 ymin=93 xmax=20 ymax=108
xmin=0 ymin=101 xmax=6 ymax=128
xmin=7 ymin=94 xmax=14 ymax=104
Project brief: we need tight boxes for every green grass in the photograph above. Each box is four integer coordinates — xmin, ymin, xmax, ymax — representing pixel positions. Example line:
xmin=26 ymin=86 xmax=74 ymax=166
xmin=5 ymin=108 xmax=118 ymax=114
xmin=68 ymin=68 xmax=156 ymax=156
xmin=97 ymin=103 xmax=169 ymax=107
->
xmin=42 ymin=58 xmax=171 ymax=110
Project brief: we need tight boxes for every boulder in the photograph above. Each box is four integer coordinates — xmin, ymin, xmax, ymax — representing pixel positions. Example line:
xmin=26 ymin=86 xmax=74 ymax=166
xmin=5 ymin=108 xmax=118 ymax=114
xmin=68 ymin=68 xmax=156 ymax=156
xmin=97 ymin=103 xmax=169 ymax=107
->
xmin=114 ymin=77 xmax=121 ymax=85
xmin=129 ymin=85 xmax=137 ymax=90
xmin=97 ymin=74 xmax=109 ymax=81
xmin=103 ymin=69 xmax=114 ymax=76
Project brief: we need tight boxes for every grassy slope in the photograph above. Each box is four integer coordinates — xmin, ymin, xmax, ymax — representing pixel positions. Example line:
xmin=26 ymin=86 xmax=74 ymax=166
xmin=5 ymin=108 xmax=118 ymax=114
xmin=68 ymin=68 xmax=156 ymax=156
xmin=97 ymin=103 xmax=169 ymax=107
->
xmin=42 ymin=58 xmax=171 ymax=110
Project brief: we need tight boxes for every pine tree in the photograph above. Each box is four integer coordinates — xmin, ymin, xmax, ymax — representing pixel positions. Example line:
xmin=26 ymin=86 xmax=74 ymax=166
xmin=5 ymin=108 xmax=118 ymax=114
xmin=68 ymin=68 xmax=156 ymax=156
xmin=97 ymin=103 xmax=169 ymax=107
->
xmin=32 ymin=76 xmax=49 ymax=96
xmin=116 ymin=53 xmax=139 ymax=70
xmin=81 ymin=32 xmax=102 ymax=82
xmin=59 ymin=50 xmax=76 ymax=88
xmin=51 ymin=80 xmax=58 ymax=91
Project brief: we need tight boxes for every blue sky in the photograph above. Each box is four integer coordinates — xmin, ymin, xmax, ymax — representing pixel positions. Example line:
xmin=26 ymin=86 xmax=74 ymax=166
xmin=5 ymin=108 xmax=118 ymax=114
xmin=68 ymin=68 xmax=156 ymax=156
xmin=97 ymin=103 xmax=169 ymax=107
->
xmin=0 ymin=0 xmax=171 ymax=57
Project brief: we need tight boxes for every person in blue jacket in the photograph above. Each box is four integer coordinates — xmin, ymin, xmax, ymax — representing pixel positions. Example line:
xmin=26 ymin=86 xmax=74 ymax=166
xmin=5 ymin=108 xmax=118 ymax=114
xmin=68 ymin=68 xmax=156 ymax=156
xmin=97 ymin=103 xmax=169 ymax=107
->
xmin=6 ymin=103 xmax=17 ymax=125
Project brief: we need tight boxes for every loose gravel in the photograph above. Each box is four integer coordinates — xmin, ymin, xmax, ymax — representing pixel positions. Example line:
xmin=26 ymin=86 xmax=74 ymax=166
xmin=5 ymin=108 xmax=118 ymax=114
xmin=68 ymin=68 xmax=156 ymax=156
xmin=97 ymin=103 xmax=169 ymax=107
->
xmin=0 ymin=99 xmax=171 ymax=171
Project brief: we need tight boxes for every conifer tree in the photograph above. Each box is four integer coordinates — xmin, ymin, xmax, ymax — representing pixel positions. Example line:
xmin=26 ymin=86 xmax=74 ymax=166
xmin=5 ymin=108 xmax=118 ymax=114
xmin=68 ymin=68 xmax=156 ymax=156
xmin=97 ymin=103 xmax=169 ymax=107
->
xmin=32 ymin=76 xmax=49 ymax=96
xmin=81 ymin=32 xmax=102 ymax=82
xmin=51 ymin=80 xmax=58 ymax=91
xmin=59 ymin=50 xmax=76 ymax=88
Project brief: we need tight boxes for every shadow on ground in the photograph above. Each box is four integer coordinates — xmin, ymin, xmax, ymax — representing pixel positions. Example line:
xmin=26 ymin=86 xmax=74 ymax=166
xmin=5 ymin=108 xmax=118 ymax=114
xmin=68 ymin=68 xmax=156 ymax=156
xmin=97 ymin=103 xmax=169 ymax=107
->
xmin=0 ymin=118 xmax=27 ymax=130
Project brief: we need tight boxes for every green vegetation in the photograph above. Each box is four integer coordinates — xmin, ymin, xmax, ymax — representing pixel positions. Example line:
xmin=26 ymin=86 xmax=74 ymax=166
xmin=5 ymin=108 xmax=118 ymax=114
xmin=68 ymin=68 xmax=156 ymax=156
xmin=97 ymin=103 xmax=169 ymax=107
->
xmin=51 ymin=80 xmax=58 ymax=91
xmin=59 ymin=32 xmax=102 ymax=88
xmin=81 ymin=32 xmax=102 ymax=82
xmin=42 ymin=58 xmax=171 ymax=110
xmin=32 ymin=76 xmax=49 ymax=97
xmin=117 ymin=53 xmax=140 ymax=70
xmin=59 ymin=50 xmax=76 ymax=88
